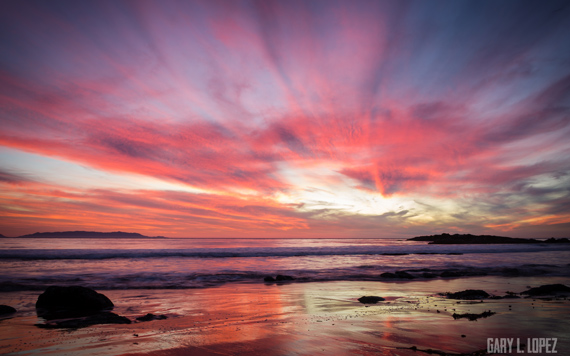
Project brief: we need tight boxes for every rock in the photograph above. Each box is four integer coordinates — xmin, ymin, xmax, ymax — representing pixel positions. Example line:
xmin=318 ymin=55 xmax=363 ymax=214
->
xmin=395 ymin=271 xmax=415 ymax=279
xmin=380 ymin=272 xmax=397 ymax=278
xmin=500 ymin=268 xmax=520 ymax=276
xmin=36 ymin=286 xmax=114 ymax=319
xmin=263 ymin=276 xmax=276 ymax=282
xmin=36 ymin=312 xmax=131 ymax=329
xmin=136 ymin=313 xmax=168 ymax=322
xmin=422 ymin=272 xmax=438 ymax=278
xmin=275 ymin=275 xmax=295 ymax=281
xmin=358 ymin=296 xmax=385 ymax=304
xmin=446 ymin=289 xmax=490 ymax=300
xmin=521 ymin=284 xmax=570 ymax=296
xmin=440 ymin=271 xmax=464 ymax=278
xmin=452 ymin=310 xmax=496 ymax=321
xmin=0 ymin=305 xmax=17 ymax=316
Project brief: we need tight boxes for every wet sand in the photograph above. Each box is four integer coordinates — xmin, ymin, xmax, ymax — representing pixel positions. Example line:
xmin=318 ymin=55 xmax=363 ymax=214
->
xmin=1 ymin=276 xmax=569 ymax=355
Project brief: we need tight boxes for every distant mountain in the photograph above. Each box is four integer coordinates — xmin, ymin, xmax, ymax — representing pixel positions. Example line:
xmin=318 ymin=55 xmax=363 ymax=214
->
xmin=408 ymin=233 xmax=569 ymax=244
xmin=15 ymin=231 xmax=166 ymax=239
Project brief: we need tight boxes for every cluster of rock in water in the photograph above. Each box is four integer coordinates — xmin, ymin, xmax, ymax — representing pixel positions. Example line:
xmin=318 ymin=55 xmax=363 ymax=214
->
xmin=263 ymin=274 xmax=295 ymax=282
xmin=261 ymin=266 xmax=553 ymax=285
xmin=355 ymin=284 xmax=570 ymax=323
xmin=377 ymin=267 xmax=532 ymax=279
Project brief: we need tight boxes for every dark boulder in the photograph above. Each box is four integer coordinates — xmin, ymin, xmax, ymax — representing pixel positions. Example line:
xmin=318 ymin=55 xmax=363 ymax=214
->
xmin=380 ymin=272 xmax=397 ymax=278
xmin=440 ymin=271 xmax=465 ymax=278
xmin=136 ymin=313 xmax=168 ymax=322
xmin=446 ymin=289 xmax=490 ymax=300
xmin=358 ymin=296 xmax=385 ymax=304
xmin=395 ymin=271 xmax=415 ymax=279
xmin=275 ymin=275 xmax=295 ymax=281
xmin=422 ymin=272 xmax=438 ymax=279
xmin=263 ymin=276 xmax=276 ymax=282
xmin=521 ymin=284 xmax=570 ymax=296
xmin=0 ymin=305 xmax=16 ymax=316
xmin=36 ymin=312 xmax=131 ymax=329
xmin=36 ymin=286 xmax=114 ymax=319
xmin=452 ymin=310 xmax=496 ymax=321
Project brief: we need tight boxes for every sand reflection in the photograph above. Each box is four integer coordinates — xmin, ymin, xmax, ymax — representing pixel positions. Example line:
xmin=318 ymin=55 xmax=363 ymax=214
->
xmin=1 ymin=277 xmax=570 ymax=355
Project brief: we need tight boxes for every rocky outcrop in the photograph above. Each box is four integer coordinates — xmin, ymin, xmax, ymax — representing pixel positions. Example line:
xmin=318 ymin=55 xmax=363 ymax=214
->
xmin=440 ymin=271 xmax=466 ymax=278
xmin=422 ymin=272 xmax=438 ymax=278
xmin=521 ymin=284 xmax=570 ymax=296
xmin=264 ymin=275 xmax=295 ymax=282
xmin=394 ymin=271 xmax=415 ymax=279
xmin=136 ymin=313 xmax=168 ymax=322
xmin=380 ymin=271 xmax=415 ymax=279
xmin=36 ymin=286 xmax=114 ymax=318
xmin=35 ymin=286 xmax=132 ymax=328
xmin=445 ymin=289 xmax=490 ymax=300
xmin=452 ymin=310 xmax=496 ymax=321
xmin=358 ymin=296 xmax=385 ymax=304
xmin=0 ymin=305 xmax=16 ymax=316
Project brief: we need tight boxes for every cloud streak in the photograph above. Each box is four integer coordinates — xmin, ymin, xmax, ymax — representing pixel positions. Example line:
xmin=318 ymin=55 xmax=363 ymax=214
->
xmin=1 ymin=0 xmax=569 ymax=237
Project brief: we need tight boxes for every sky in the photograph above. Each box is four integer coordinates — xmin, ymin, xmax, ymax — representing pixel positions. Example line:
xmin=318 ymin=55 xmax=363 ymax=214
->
xmin=1 ymin=0 xmax=569 ymax=238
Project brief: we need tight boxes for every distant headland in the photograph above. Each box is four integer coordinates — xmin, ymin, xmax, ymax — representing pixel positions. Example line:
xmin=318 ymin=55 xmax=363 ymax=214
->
xmin=408 ymin=233 xmax=570 ymax=244
xmin=2 ymin=231 xmax=166 ymax=239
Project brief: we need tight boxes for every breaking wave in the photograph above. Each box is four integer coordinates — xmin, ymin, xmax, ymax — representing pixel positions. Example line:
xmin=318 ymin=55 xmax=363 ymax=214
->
xmin=2 ymin=244 xmax=569 ymax=260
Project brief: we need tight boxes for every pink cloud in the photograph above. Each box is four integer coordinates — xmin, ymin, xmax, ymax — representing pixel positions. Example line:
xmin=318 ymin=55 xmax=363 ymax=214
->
xmin=1 ymin=0 xmax=569 ymax=238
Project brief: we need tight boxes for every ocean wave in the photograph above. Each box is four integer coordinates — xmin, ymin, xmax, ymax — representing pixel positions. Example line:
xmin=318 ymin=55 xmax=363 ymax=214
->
xmin=1 ymin=264 xmax=569 ymax=291
xmin=2 ymin=244 xmax=570 ymax=260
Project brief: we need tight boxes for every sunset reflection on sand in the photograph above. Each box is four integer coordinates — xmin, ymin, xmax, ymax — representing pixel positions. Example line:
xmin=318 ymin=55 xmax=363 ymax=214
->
xmin=1 ymin=277 xmax=569 ymax=355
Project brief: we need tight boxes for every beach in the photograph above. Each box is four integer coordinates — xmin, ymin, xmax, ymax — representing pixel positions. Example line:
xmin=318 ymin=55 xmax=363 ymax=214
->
xmin=2 ymin=276 xmax=570 ymax=356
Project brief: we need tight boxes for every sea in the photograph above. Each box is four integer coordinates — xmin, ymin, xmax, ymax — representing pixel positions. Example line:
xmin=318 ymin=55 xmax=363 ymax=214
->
xmin=1 ymin=238 xmax=570 ymax=291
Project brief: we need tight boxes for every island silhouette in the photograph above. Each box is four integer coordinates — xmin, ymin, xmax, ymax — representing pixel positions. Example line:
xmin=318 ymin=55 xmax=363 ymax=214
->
xmin=408 ymin=233 xmax=569 ymax=244
xmin=3 ymin=231 xmax=166 ymax=239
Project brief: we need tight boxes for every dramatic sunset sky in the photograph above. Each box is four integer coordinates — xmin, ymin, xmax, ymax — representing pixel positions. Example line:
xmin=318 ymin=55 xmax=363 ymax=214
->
xmin=1 ymin=0 xmax=569 ymax=238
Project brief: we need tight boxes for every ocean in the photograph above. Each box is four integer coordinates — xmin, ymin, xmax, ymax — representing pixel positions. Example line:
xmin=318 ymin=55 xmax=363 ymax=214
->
xmin=2 ymin=238 xmax=570 ymax=291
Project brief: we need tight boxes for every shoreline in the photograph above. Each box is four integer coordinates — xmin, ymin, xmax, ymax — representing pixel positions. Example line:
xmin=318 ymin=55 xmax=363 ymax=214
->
xmin=1 ymin=276 xmax=569 ymax=355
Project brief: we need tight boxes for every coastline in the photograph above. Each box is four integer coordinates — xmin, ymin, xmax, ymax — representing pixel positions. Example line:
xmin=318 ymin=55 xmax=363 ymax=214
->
xmin=1 ymin=276 xmax=569 ymax=355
